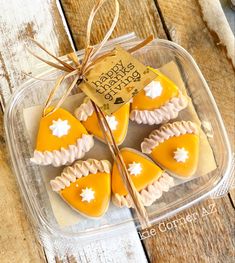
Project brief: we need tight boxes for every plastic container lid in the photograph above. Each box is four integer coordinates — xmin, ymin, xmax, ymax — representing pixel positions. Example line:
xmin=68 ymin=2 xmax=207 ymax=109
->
xmin=4 ymin=34 xmax=234 ymax=240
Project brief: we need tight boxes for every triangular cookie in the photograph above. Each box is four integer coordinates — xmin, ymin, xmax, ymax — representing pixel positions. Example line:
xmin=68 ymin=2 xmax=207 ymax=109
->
xmin=50 ymin=159 xmax=111 ymax=218
xmin=141 ymin=121 xmax=199 ymax=177
xmin=112 ymin=148 xmax=174 ymax=207
xmin=75 ymin=98 xmax=129 ymax=145
xmin=30 ymin=108 xmax=94 ymax=166
xmin=130 ymin=68 xmax=188 ymax=125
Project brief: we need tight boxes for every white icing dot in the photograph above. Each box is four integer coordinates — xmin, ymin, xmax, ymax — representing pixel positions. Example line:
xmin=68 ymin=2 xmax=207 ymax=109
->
xmin=80 ymin=187 xmax=95 ymax=203
xmin=144 ymin=81 xmax=163 ymax=99
xmin=173 ymin=147 xmax=189 ymax=163
xmin=128 ymin=162 xmax=142 ymax=176
xmin=75 ymin=184 xmax=79 ymax=187
xmin=49 ymin=118 xmax=71 ymax=138
xmin=105 ymin=115 xmax=118 ymax=131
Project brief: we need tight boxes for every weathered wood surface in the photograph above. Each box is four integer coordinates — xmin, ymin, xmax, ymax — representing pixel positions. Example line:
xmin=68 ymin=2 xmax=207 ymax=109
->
xmin=0 ymin=1 xmax=72 ymax=262
xmin=142 ymin=0 xmax=235 ymax=261
xmin=0 ymin=0 xmax=148 ymax=262
xmin=0 ymin=113 xmax=46 ymax=262
xmin=156 ymin=0 xmax=235 ymax=144
xmin=0 ymin=0 xmax=72 ymax=108
xmin=157 ymin=0 xmax=235 ymax=220
xmin=143 ymin=197 xmax=235 ymax=262
xmin=60 ymin=0 xmax=234 ymax=261
xmin=0 ymin=0 xmax=234 ymax=262
xmin=60 ymin=0 xmax=167 ymax=49
xmin=229 ymin=188 xmax=235 ymax=207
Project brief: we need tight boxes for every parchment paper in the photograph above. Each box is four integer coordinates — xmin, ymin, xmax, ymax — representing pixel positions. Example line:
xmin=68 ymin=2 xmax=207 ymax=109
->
xmin=23 ymin=61 xmax=217 ymax=227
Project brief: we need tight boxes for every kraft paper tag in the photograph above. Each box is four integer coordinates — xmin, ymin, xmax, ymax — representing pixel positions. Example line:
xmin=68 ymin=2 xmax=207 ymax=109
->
xmin=79 ymin=46 xmax=157 ymax=114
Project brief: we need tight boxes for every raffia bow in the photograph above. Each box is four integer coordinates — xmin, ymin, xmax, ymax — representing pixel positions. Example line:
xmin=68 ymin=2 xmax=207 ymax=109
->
xmin=29 ymin=0 xmax=153 ymax=229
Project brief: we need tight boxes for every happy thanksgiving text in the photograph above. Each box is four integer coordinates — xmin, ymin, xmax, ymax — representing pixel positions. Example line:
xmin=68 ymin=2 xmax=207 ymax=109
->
xmin=91 ymin=59 xmax=141 ymax=102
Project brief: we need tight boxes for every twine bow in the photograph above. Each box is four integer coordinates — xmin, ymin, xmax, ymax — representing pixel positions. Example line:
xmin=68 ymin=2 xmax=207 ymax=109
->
xmin=29 ymin=0 xmax=153 ymax=229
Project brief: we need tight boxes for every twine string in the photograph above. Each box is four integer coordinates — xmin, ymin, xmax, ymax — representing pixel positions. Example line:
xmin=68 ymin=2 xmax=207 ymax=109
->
xmin=29 ymin=0 xmax=120 ymax=117
xmin=91 ymin=101 xmax=150 ymax=229
xmin=28 ymin=0 xmax=153 ymax=229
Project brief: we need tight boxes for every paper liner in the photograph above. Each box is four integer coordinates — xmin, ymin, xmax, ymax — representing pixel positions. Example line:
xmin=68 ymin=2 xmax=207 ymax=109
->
xmin=23 ymin=61 xmax=217 ymax=227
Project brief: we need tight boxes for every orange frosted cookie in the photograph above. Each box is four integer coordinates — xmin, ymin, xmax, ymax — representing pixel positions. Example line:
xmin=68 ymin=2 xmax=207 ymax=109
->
xmin=112 ymin=148 xmax=174 ymax=208
xmin=130 ymin=69 xmax=188 ymax=125
xmin=141 ymin=121 xmax=199 ymax=178
xmin=50 ymin=159 xmax=111 ymax=218
xmin=30 ymin=108 xmax=94 ymax=167
xmin=75 ymin=98 xmax=130 ymax=145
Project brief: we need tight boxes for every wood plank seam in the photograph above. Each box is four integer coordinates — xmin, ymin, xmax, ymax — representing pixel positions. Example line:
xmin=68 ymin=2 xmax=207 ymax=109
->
xmin=57 ymin=0 xmax=77 ymax=52
xmin=153 ymin=0 xmax=172 ymax=40
xmin=154 ymin=0 xmax=235 ymax=211
xmin=54 ymin=1 xmax=169 ymax=261
xmin=228 ymin=192 xmax=235 ymax=209
xmin=0 ymin=1 xmax=74 ymax=262
xmin=0 ymin=91 xmax=5 ymax=112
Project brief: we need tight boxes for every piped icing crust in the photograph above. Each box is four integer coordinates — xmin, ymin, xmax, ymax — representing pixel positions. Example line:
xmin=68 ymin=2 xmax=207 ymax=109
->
xmin=50 ymin=159 xmax=111 ymax=191
xmin=130 ymin=92 xmax=188 ymax=125
xmin=141 ymin=121 xmax=198 ymax=154
xmin=75 ymin=98 xmax=94 ymax=122
xmin=112 ymin=172 xmax=174 ymax=208
xmin=31 ymin=107 xmax=94 ymax=167
xmin=31 ymin=134 xmax=94 ymax=167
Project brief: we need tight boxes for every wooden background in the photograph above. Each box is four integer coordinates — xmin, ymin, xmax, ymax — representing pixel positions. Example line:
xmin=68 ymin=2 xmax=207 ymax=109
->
xmin=0 ymin=0 xmax=234 ymax=262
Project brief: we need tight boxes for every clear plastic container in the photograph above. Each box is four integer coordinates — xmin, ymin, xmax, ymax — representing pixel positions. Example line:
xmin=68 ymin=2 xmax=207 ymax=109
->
xmin=4 ymin=33 xmax=234 ymax=241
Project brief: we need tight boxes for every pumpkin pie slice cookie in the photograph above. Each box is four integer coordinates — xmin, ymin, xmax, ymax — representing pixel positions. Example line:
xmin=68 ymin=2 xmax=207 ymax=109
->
xmin=130 ymin=69 xmax=188 ymax=125
xmin=50 ymin=159 xmax=111 ymax=218
xmin=75 ymin=98 xmax=130 ymax=145
xmin=30 ymin=108 xmax=94 ymax=167
xmin=112 ymin=148 xmax=174 ymax=208
xmin=141 ymin=121 xmax=199 ymax=178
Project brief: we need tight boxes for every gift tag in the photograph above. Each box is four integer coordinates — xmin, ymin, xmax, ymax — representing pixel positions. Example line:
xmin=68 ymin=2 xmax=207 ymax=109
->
xmin=80 ymin=46 xmax=157 ymax=114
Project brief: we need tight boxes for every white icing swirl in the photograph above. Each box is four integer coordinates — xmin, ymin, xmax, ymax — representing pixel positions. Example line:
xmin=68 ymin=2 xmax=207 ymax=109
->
xmin=105 ymin=115 xmax=118 ymax=131
xmin=75 ymin=99 xmax=94 ymax=121
xmin=141 ymin=121 xmax=198 ymax=154
xmin=130 ymin=93 xmax=188 ymax=125
xmin=80 ymin=187 xmax=95 ymax=203
xmin=30 ymin=134 xmax=94 ymax=167
xmin=174 ymin=147 xmax=189 ymax=162
xmin=50 ymin=159 xmax=111 ymax=192
xmin=112 ymin=172 xmax=174 ymax=208
xmin=128 ymin=162 xmax=142 ymax=176
xmin=49 ymin=119 xmax=71 ymax=137
xmin=144 ymin=80 xmax=163 ymax=99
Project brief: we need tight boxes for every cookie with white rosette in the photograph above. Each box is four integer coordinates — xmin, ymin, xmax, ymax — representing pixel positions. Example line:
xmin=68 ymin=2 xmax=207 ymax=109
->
xmin=112 ymin=148 xmax=174 ymax=208
xmin=130 ymin=69 xmax=188 ymax=125
xmin=50 ymin=159 xmax=111 ymax=218
xmin=30 ymin=108 xmax=94 ymax=167
xmin=75 ymin=97 xmax=130 ymax=145
xmin=141 ymin=121 xmax=199 ymax=178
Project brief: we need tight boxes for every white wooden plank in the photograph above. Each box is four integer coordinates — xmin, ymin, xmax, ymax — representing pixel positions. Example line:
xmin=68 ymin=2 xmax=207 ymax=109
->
xmin=41 ymin=223 xmax=147 ymax=263
xmin=0 ymin=1 xmax=147 ymax=262
xmin=0 ymin=0 xmax=71 ymax=105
